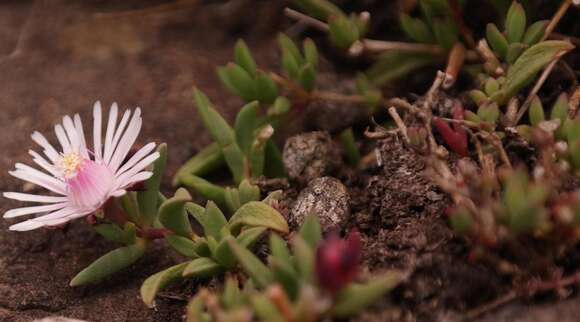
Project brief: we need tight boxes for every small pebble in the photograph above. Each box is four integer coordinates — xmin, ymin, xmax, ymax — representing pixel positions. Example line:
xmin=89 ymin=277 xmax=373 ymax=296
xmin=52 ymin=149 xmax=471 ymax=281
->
xmin=282 ymin=131 xmax=341 ymax=185
xmin=291 ymin=177 xmax=350 ymax=232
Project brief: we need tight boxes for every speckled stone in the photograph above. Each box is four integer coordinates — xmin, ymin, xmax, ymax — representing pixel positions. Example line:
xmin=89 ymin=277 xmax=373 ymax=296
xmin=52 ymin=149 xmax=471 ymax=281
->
xmin=291 ymin=177 xmax=350 ymax=232
xmin=282 ymin=131 xmax=341 ymax=185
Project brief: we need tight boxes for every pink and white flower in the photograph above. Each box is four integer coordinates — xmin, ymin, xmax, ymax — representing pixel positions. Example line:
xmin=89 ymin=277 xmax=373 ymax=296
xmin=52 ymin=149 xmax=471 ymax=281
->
xmin=3 ymin=102 xmax=159 ymax=231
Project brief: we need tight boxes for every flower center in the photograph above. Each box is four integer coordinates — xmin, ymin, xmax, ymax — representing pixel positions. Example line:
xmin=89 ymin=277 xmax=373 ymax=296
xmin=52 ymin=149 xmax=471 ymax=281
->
xmin=56 ymin=152 xmax=84 ymax=179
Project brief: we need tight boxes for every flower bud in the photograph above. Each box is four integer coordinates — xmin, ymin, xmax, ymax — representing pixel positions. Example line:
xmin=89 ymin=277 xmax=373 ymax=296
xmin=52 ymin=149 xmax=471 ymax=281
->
xmin=315 ymin=230 xmax=361 ymax=294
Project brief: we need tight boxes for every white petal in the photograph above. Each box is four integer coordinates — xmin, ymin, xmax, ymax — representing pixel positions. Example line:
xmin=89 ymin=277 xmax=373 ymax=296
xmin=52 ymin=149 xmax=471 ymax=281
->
xmin=114 ymin=152 xmax=159 ymax=186
xmin=31 ymin=131 xmax=60 ymax=162
xmin=103 ymin=103 xmax=119 ymax=164
xmin=115 ymin=142 xmax=156 ymax=176
xmin=105 ymin=109 xmax=131 ymax=165
xmin=63 ymin=115 xmax=81 ymax=154
xmin=93 ymin=102 xmax=103 ymax=160
xmin=9 ymin=166 xmax=66 ymax=195
xmin=3 ymin=192 xmax=67 ymax=203
xmin=74 ymin=114 xmax=89 ymax=159
xmin=29 ymin=150 xmax=60 ymax=177
xmin=26 ymin=206 xmax=81 ymax=221
xmin=110 ymin=189 xmax=126 ymax=197
xmin=54 ymin=124 xmax=71 ymax=154
xmin=9 ymin=208 xmax=85 ymax=231
xmin=9 ymin=220 xmax=45 ymax=231
xmin=118 ymin=171 xmax=153 ymax=188
xmin=4 ymin=202 xmax=68 ymax=218
xmin=109 ymin=109 xmax=142 ymax=172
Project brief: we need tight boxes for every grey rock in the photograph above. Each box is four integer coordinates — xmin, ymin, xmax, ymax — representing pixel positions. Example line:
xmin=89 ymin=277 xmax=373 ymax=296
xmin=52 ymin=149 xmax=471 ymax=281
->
xmin=282 ymin=131 xmax=341 ymax=185
xmin=291 ymin=177 xmax=350 ymax=232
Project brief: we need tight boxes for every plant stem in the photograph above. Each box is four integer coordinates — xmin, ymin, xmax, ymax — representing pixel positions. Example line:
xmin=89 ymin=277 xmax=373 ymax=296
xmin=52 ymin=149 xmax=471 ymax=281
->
xmin=541 ymin=0 xmax=573 ymax=42
xmin=515 ymin=58 xmax=560 ymax=123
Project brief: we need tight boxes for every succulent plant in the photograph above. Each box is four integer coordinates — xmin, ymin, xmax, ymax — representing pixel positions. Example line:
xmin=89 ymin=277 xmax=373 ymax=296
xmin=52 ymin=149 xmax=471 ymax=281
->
xmin=185 ymin=216 xmax=404 ymax=321
xmin=140 ymin=186 xmax=289 ymax=307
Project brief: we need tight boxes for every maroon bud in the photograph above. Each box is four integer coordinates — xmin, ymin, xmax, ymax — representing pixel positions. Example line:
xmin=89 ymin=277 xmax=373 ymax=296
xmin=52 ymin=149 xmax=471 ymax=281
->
xmin=433 ymin=116 xmax=468 ymax=157
xmin=315 ymin=230 xmax=362 ymax=294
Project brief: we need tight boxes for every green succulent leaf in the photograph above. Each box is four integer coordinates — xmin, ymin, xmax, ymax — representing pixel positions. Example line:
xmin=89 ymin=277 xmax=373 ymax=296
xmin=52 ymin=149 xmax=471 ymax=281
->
xmin=120 ymin=192 xmax=140 ymax=224
xmin=292 ymin=0 xmax=344 ymax=21
xmin=138 ymin=143 xmax=167 ymax=227
xmin=204 ymin=201 xmax=229 ymax=240
xmin=238 ymin=180 xmax=261 ymax=204
xmin=298 ymin=63 xmax=316 ymax=92
xmin=214 ymin=236 xmax=238 ymax=269
xmin=270 ymin=234 xmax=292 ymax=266
xmin=249 ymin=125 xmax=275 ymax=178
xmin=329 ymin=16 xmax=360 ymax=49
xmin=529 ymin=96 xmax=545 ymax=126
xmin=367 ymin=52 xmax=438 ymax=86
xmin=486 ymin=23 xmax=509 ymax=59
xmin=228 ymin=239 xmax=274 ymax=289
xmin=94 ymin=224 xmax=125 ymax=244
xmin=236 ymin=226 xmax=266 ymax=248
xmin=292 ymin=236 xmax=315 ymax=283
xmin=165 ymin=235 xmax=201 ymax=258
xmin=401 ymin=14 xmax=434 ymax=44
xmin=255 ymin=72 xmax=279 ymax=104
xmin=491 ymin=41 xmax=574 ymax=105
xmin=303 ymin=38 xmax=319 ymax=69
xmin=234 ymin=101 xmax=259 ymax=156
xmin=172 ymin=143 xmax=225 ymax=186
xmin=183 ymin=257 xmax=223 ymax=278
xmin=506 ymin=42 xmax=527 ymax=64
xmin=229 ymin=201 xmax=289 ymax=234
xmin=234 ymin=39 xmax=257 ymax=77
xmin=270 ymin=257 xmax=300 ymax=300
xmin=332 ymin=272 xmax=405 ymax=317
xmin=251 ymin=294 xmax=285 ymax=322
xmin=523 ymin=20 xmax=548 ymax=46
xmin=70 ymin=242 xmax=146 ymax=286
xmin=298 ymin=215 xmax=322 ymax=250
xmin=181 ymin=175 xmax=227 ymax=210
xmin=193 ymin=88 xmax=245 ymax=183
xmin=141 ymin=262 xmax=189 ymax=308
xmin=159 ymin=188 xmax=194 ymax=237
xmin=432 ymin=18 xmax=458 ymax=50
xmin=505 ymin=1 xmax=526 ymax=43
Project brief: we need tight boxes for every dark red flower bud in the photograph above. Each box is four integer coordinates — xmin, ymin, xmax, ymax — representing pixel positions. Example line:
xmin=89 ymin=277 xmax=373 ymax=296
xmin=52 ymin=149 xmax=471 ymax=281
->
xmin=433 ymin=104 xmax=469 ymax=157
xmin=315 ymin=230 xmax=361 ymax=294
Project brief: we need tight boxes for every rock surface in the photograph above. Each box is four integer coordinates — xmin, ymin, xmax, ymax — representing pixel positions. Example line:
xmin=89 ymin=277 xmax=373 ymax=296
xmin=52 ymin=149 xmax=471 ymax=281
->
xmin=291 ymin=177 xmax=350 ymax=232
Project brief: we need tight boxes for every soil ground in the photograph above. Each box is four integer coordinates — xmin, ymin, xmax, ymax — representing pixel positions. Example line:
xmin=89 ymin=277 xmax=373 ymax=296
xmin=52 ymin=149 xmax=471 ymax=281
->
xmin=0 ymin=1 xmax=578 ymax=322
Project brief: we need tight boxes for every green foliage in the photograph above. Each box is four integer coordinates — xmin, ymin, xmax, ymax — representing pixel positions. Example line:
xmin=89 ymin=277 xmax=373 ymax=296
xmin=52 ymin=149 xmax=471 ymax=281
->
xmin=279 ymin=34 xmax=319 ymax=92
xmin=187 ymin=217 xmax=403 ymax=321
xmin=71 ymin=144 xmax=168 ymax=286
xmin=140 ymin=189 xmax=288 ymax=306
xmin=218 ymin=40 xmax=278 ymax=104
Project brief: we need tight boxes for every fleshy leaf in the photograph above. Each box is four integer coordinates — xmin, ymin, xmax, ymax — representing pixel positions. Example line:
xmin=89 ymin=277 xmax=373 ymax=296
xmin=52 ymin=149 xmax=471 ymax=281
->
xmin=172 ymin=143 xmax=224 ymax=186
xmin=165 ymin=235 xmax=201 ymax=258
xmin=180 ymin=175 xmax=227 ymax=209
xmin=141 ymin=262 xmax=189 ymax=308
xmin=234 ymin=101 xmax=259 ymax=156
xmin=138 ymin=143 xmax=167 ymax=227
xmin=401 ymin=14 xmax=434 ymax=44
xmin=332 ymin=272 xmax=405 ymax=317
xmin=298 ymin=215 xmax=322 ymax=250
xmin=158 ymin=188 xmax=193 ymax=237
xmin=94 ymin=224 xmax=125 ymax=244
xmin=292 ymin=236 xmax=315 ymax=283
xmin=70 ymin=242 xmax=146 ymax=286
xmin=228 ymin=239 xmax=274 ymax=289
xmin=203 ymin=201 xmax=228 ymax=240
xmin=237 ymin=227 xmax=266 ymax=248
xmin=505 ymin=1 xmax=526 ymax=43
xmin=228 ymin=201 xmax=289 ymax=234
xmin=486 ymin=23 xmax=508 ymax=59
xmin=234 ymin=39 xmax=257 ymax=76
xmin=492 ymin=41 xmax=574 ymax=105
xmin=182 ymin=257 xmax=223 ymax=278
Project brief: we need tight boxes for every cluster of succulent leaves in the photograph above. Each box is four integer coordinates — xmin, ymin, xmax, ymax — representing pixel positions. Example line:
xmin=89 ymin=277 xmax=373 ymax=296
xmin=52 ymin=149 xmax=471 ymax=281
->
xmin=400 ymin=0 xmax=459 ymax=50
xmin=173 ymin=89 xmax=286 ymax=206
xmin=69 ymin=144 xmax=168 ymax=286
xmin=140 ymin=184 xmax=289 ymax=307
xmin=293 ymin=0 xmax=369 ymax=50
xmin=185 ymin=216 xmax=402 ymax=322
